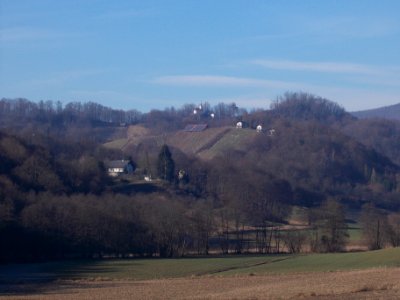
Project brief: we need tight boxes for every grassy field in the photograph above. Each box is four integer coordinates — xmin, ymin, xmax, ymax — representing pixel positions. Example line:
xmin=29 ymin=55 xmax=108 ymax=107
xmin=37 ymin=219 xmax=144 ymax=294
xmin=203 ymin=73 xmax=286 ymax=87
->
xmin=224 ymin=247 xmax=400 ymax=276
xmin=1 ymin=248 xmax=399 ymax=283
xmin=199 ymin=128 xmax=257 ymax=159
xmin=1 ymin=248 xmax=399 ymax=299
xmin=0 ymin=256 xmax=280 ymax=283
xmin=167 ymin=127 xmax=232 ymax=157
xmin=103 ymin=138 xmax=129 ymax=149
xmin=347 ymin=226 xmax=362 ymax=242
xmin=165 ymin=127 xmax=258 ymax=160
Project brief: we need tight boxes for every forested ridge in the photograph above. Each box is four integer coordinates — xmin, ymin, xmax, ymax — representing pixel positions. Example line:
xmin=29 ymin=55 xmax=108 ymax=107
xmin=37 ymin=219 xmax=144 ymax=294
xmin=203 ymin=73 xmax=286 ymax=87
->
xmin=1 ymin=93 xmax=400 ymax=261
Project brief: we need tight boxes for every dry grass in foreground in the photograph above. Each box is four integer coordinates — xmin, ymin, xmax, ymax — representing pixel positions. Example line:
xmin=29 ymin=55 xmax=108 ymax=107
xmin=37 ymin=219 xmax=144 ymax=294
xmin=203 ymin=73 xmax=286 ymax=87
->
xmin=1 ymin=267 xmax=399 ymax=300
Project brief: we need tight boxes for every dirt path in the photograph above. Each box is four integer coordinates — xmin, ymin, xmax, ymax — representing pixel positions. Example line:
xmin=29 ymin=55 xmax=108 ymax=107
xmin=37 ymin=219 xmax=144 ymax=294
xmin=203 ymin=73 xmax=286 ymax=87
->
xmin=1 ymin=268 xmax=399 ymax=300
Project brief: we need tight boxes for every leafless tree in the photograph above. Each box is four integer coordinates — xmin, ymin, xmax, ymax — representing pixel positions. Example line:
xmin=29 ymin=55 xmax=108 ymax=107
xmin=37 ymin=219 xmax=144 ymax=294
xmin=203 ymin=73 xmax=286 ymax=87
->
xmin=360 ymin=203 xmax=389 ymax=250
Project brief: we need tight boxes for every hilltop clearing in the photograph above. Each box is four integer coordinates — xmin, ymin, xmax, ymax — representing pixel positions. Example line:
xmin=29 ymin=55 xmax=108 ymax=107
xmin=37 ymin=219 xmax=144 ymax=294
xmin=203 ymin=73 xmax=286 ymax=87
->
xmin=165 ymin=126 xmax=258 ymax=160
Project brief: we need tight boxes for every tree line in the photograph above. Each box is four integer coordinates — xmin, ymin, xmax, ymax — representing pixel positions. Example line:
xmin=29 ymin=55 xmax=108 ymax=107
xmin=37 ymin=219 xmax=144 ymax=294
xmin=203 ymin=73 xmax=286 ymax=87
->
xmin=2 ymin=191 xmax=398 ymax=262
xmin=0 ymin=98 xmax=244 ymax=132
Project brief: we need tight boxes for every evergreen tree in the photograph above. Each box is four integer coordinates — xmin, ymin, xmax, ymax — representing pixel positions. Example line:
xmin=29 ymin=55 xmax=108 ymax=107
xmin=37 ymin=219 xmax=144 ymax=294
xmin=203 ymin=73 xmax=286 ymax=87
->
xmin=157 ymin=144 xmax=175 ymax=182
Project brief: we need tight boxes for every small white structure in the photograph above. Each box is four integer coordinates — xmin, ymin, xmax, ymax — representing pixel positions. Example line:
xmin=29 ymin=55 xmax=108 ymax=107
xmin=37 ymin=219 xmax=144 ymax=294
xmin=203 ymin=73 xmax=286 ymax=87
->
xmin=236 ymin=121 xmax=243 ymax=129
xmin=144 ymin=175 xmax=152 ymax=182
xmin=178 ymin=170 xmax=186 ymax=180
xmin=210 ymin=113 xmax=215 ymax=119
xmin=106 ymin=160 xmax=133 ymax=177
xmin=268 ymin=128 xmax=276 ymax=136
xmin=256 ymin=125 xmax=263 ymax=132
xmin=193 ymin=109 xmax=197 ymax=115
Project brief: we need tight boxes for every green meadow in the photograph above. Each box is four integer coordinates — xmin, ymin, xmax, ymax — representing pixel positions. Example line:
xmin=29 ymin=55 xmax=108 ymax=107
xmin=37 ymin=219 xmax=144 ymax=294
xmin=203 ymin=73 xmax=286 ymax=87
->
xmin=1 ymin=248 xmax=399 ymax=283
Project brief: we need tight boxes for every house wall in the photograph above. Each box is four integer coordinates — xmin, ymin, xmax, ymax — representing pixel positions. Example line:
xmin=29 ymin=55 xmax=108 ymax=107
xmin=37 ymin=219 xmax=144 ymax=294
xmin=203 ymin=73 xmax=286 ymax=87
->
xmin=108 ymin=167 xmax=124 ymax=177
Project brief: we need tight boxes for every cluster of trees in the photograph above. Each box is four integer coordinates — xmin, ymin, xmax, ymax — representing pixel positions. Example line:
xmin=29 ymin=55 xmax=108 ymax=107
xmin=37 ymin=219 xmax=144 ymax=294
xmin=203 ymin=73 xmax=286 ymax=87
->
xmin=360 ymin=203 xmax=400 ymax=250
xmin=0 ymin=131 xmax=113 ymax=195
xmin=308 ymin=199 xmax=348 ymax=252
xmin=0 ymin=193 xmax=189 ymax=261
xmin=0 ymin=193 xmax=349 ymax=261
xmin=0 ymin=98 xmax=142 ymax=125
xmin=271 ymin=92 xmax=348 ymax=123
xmin=0 ymin=137 xmax=336 ymax=260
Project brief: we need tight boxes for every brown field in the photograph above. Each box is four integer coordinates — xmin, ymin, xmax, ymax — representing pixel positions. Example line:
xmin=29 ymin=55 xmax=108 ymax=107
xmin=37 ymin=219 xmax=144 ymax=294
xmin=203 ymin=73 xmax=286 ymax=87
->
xmin=2 ymin=268 xmax=399 ymax=300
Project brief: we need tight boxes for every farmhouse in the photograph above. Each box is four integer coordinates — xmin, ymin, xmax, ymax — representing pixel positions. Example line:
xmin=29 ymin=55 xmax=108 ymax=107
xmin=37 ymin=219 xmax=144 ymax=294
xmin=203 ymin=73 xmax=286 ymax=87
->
xmin=106 ymin=160 xmax=135 ymax=177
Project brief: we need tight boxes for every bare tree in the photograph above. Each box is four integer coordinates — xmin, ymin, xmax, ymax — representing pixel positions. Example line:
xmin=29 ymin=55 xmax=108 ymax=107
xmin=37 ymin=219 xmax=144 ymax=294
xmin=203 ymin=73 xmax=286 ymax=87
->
xmin=282 ymin=230 xmax=307 ymax=253
xmin=308 ymin=199 xmax=348 ymax=252
xmin=387 ymin=213 xmax=400 ymax=247
xmin=360 ymin=203 xmax=389 ymax=250
xmin=216 ymin=208 xmax=231 ymax=254
xmin=190 ymin=200 xmax=214 ymax=255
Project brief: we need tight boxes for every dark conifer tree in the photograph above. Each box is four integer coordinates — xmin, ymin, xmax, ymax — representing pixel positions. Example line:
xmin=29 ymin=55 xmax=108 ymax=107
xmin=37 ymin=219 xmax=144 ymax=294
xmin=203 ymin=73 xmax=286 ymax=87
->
xmin=157 ymin=144 xmax=175 ymax=182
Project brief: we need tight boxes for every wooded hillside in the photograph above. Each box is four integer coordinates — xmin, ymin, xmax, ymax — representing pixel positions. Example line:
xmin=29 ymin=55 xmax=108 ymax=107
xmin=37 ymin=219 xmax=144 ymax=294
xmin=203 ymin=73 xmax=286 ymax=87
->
xmin=1 ymin=93 xmax=400 ymax=262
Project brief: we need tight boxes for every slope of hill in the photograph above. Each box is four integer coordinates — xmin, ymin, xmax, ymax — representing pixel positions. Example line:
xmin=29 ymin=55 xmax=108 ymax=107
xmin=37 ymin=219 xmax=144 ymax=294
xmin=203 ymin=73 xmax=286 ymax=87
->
xmin=341 ymin=118 xmax=400 ymax=166
xmin=108 ymin=117 xmax=400 ymax=210
xmin=0 ymin=130 xmax=110 ymax=195
xmin=106 ymin=125 xmax=253 ymax=158
xmin=166 ymin=127 xmax=258 ymax=160
xmin=352 ymin=103 xmax=400 ymax=120
xmin=102 ymin=95 xmax=400 ymax=204
xmin=227 ymin=119 xmax=399 ymax=203
xmin=103 ymin=125 xmax=154 ymax=151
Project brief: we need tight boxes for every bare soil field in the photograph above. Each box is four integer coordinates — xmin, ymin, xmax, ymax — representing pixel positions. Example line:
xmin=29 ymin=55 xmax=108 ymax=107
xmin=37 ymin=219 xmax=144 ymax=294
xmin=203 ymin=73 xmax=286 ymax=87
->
xmin=1 ymin=267 xmax=399 ymax=300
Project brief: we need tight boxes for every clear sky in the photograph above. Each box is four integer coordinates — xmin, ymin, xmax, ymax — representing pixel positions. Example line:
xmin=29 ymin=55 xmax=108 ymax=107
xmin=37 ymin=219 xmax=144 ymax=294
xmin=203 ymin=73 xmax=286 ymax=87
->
xmin=1 ymin=0 xmax=399 ymax=112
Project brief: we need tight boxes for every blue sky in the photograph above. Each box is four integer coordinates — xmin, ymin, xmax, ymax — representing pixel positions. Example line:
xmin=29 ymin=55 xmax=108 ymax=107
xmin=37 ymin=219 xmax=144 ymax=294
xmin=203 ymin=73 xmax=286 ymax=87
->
xmin=1 ymin=0 xmax=400 ymax=112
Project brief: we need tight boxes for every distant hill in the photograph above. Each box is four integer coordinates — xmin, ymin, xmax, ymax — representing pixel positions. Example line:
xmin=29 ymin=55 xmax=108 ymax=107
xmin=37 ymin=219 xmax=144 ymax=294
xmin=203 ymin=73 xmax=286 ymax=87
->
xmin=352 ymin=103 xmax=400 ymax=120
